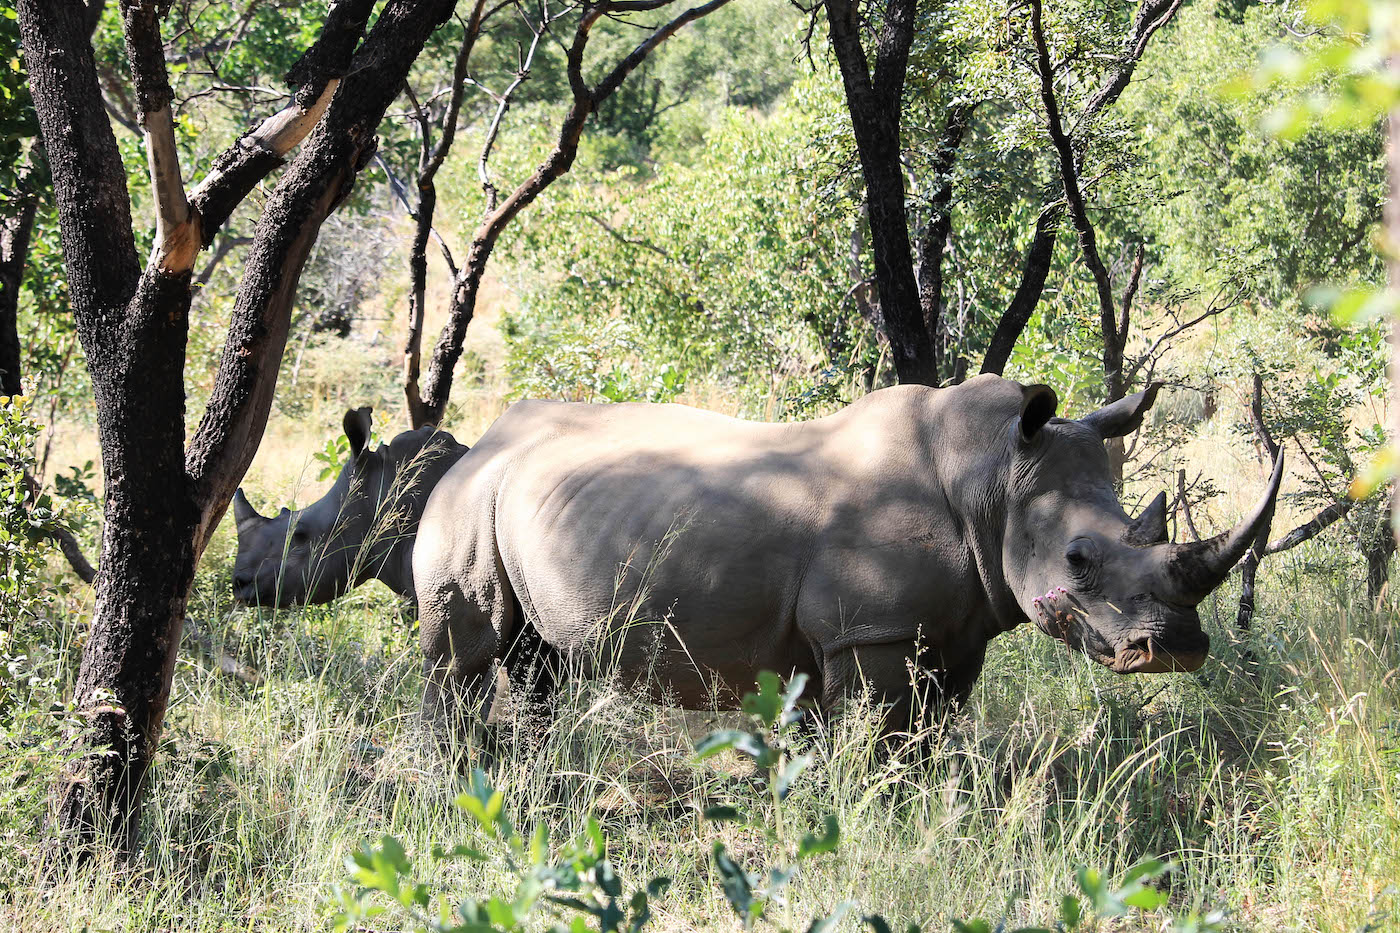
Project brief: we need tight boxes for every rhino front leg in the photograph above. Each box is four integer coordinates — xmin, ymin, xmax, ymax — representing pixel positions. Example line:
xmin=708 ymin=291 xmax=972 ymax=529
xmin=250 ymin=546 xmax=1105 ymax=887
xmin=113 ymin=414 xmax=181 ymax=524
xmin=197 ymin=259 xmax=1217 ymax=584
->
xmin=819 ymin=639 xmax=984 ymax=737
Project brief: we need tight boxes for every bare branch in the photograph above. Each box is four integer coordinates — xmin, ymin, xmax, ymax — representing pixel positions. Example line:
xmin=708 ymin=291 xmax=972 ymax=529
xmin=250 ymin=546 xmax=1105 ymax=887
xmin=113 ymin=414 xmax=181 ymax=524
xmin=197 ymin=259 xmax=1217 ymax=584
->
xmin=1078 ymin=0 xmax=1184 ymax=130
xmin=119 ymin=0 xmax=197 ymax=273
xmin=376 ymin=154 xmax=459 ymax=274
xmin=1175 ymin=468 xmax=1202 ymax=542
xmin=1266 ymin=501 xmax=1354 ymax=554
xmin=415 ymin=0 xmax=734 ymax=424
xmin=194 ymin=234 xmax=251 ymax=289
xmin=187 ymin=0 xmax=376 ymax=244
xmin=479 ymin=27 xmax=550 ymax=213
xmin=981 ymin=200 xmax=1063 ymax=376
xmin=1029 ymin=0 xmax=1119 ymax=400
xmin=585 ymin=211 xmax=670 ymax=257
xmin=1118 ymin=243 xmax=1144 ymax=345
xmin=424 ymin=0 xmax=490 ymax=181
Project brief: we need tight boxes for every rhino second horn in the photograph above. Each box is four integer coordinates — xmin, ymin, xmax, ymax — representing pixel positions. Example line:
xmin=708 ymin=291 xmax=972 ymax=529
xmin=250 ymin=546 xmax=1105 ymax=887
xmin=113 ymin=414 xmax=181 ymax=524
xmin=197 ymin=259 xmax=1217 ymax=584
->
xmin=233 ymin=487 xmax=267 ymax=533
xmin=1161 ymin=451 xmax=1285 ymax=604
xmin=1124 ymin=491 xmax=1169 ymax=546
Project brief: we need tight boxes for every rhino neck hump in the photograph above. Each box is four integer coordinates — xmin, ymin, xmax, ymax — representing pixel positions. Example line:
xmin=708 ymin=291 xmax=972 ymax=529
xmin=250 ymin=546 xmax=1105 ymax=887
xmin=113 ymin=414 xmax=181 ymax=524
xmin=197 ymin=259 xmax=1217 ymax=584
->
xmin=367 ymin=437 xmax=470 ymax=597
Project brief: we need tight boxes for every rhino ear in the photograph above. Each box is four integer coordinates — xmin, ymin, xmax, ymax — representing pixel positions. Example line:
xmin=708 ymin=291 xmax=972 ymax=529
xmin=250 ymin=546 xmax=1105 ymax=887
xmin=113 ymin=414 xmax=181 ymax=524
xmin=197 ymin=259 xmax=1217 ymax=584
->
xmin=343 ymin=406 xmax=373 ymax=459
xmin=1018 ymin=384 xmax=1059 ymax=443
xmin=1082 ymin=383 xmax=1161 ymax=440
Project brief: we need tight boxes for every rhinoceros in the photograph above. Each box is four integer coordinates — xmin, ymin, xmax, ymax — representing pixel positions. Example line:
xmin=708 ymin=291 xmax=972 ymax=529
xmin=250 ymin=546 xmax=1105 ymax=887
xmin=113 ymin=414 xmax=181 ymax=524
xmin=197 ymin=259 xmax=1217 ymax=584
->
xmin=413 ymin=375 xmax=1283 ymax=732
xmin=231 ymin=407 xmax=469 ymax=607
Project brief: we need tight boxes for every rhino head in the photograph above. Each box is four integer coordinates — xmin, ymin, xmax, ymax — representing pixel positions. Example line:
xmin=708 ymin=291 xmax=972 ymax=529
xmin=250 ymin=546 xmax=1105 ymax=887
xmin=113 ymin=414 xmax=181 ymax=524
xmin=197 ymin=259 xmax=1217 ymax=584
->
xmin=231 ymin=407 xmax=468 ymax=607
xmin=1004 ymin=382 xmax=1283 ymax=674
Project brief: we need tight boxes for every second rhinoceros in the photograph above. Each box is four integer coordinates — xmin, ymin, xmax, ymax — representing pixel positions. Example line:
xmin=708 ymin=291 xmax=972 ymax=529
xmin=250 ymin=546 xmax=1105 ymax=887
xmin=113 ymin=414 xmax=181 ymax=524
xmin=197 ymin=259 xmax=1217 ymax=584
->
xmin=411 ymin=375 xmax=1282 ymax=732
xmin=231 ymin=407 xmax=469 ymax=607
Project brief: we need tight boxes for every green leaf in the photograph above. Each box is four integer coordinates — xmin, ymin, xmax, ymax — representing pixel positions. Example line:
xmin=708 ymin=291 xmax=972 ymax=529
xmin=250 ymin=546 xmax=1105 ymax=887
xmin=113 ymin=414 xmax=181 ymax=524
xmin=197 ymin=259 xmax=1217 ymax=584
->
xmin=797 ymin=814 xmax=840 ymax=859
xmin=780 ymin=672 xmax=809 ymax=726
xmin=485 ymin=894 xmax=519 ymax=929
xmin=951 ymin=921 xmax=991 ymax=933
xmin=741 ymin=670 xmax=784 ymax=725
xmin=702 ymin=805 xmax=745 ymax=822
xmin=775 ymin=753 xmax=811 ymax=799
xmin=1121 ymin=858 xmax=1169 ymax=886
xmin=694 ymin=729 xmax=746 ymax=760
xmin=1059 ymin=894 xmax=1081 ymax=929
xmin=713 ymin=842 xmax=755 ymax=926
xmin=431 ymin=842 xmax=488 ymax=861
xmin=1121 ymin=887 xmax=1168 ymax=911
xmin=597 ymin=859 xmax=623 ymax=898
xmin=694 ymin=729 xmax=776 ymax=767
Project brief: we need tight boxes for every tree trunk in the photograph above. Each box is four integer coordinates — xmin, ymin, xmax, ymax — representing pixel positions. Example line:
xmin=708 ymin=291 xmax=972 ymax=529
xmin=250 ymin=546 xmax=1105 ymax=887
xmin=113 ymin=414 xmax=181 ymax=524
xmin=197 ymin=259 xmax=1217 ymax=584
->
xmin=915 ymin=104 xmax=971 ymax=382
xmin=0 ymin=143 xmax=42 ymax=397
xmin=21 ymin=0 xmax=450 ymax=852
xmin=1237 ymin=374 xmax=1279 ymax=631
xmin=1368 ymin=490 xmax=1397 ymax=604
xmin=823 ymin=0 xmax=934 ymax=386
xmin=55 ymin=272 xmax=198 ymax=848
xmin=404 ymin=182 xmax=435 ymax=428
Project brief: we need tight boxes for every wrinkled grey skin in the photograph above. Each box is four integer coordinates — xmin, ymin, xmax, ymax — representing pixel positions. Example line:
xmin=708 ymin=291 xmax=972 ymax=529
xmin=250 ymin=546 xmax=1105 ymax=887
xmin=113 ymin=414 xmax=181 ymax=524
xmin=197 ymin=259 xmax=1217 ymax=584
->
xmin=413 ymin=375 xmax=1284 ymax=732
xmin=231 ymin=407 xmax=469 ymax=607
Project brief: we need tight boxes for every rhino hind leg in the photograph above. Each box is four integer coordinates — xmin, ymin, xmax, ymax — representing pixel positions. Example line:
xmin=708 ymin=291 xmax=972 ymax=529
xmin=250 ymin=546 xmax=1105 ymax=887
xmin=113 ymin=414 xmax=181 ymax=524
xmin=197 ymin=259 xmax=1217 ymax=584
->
xmin=418 ymin=581 xmax=508 ymax=764
xmin=495 ymin=598 xmax=564 ymax=724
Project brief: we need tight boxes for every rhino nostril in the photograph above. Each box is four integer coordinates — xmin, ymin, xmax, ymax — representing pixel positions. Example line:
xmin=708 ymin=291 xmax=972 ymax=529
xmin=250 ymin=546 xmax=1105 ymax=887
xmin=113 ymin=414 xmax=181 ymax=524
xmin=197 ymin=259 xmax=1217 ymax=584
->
xmin=232 ymin=573 xmax=253 ymax=591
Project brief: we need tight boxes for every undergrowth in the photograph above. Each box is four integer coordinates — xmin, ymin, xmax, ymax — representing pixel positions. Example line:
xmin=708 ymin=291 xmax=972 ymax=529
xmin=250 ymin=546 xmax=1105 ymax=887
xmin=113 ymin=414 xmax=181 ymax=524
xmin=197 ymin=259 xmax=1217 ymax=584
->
xmin=0 ymin=530 xmax=1396 ymax=931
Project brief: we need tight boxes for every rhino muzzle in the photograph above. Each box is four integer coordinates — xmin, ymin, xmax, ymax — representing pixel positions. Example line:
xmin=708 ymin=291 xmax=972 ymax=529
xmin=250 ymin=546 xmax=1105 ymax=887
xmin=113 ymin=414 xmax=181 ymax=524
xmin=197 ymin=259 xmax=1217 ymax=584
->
xmin=1111 ymin=630 xmax=1210 ymax=674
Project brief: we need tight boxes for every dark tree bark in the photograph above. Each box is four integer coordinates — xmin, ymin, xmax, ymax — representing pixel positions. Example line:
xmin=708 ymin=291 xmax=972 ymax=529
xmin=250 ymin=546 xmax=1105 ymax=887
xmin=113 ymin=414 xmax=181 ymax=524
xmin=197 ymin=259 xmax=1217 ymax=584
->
xmin=1237 ymin=374 xmax=1280 ymax=631
xmin=822 ymin=0 xmax=933 ymax=385
xmin=0 ymin=143 xmax=42 ymax=397
xmin=915 ymin=103 xmax=971 ymax=380
xmin=19 ymin=0 xmax=452 ymax=852
xmin=1366 ymin=497 xmax=1396 ymax=604
xmin=979 ymin=202 xmax=1062 ymax=377
xmin=412 ymin=0 xmax=734 ymax=426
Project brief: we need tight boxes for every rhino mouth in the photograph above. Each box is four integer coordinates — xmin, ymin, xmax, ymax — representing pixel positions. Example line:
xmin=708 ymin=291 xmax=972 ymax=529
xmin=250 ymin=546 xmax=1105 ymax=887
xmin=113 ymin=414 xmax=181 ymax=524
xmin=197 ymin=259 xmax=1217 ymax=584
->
xmin=1110 ymin=634 xmax=1209 ymax=674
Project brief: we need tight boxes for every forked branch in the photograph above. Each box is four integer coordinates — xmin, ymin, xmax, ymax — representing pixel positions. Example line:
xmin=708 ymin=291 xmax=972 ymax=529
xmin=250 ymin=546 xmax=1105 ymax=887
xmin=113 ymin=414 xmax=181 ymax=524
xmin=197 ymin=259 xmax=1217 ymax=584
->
xmin=410 ymin=0 xmax=734 ymax=426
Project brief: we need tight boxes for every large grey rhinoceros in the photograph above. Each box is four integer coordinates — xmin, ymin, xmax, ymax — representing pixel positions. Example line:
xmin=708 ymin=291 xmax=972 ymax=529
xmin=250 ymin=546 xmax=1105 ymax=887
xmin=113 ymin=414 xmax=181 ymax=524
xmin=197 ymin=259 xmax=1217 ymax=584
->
xmin=413 ymin=375 xmax=1283 ymax=731
xmin=231 ymin=407 xmax=469 ymax=606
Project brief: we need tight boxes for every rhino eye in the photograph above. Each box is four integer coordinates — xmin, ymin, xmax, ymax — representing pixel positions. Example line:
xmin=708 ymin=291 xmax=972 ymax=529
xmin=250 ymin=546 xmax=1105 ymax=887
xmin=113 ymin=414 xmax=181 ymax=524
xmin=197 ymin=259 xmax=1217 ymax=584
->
xmin=1065 ymin=539 xmax=1096 ymax=571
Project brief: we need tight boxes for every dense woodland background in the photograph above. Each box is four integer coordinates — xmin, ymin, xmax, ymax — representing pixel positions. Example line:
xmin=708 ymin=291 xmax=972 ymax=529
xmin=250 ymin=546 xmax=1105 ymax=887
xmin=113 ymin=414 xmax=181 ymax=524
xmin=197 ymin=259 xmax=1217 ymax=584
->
xmin=0 ymin=0 xmax=1397 ymax=929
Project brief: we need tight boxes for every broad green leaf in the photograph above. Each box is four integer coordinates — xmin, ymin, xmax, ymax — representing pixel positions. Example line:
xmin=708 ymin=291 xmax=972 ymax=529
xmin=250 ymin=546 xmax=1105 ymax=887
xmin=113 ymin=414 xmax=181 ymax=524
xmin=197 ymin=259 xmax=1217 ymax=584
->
xmin=775 ymin=753 xmax=811 ymax=799
xmin=703 ymin=805 xmax=745 ymax=822
xmin=1060 ymin=894 xmax=1081 ymax=928
xmin=797 ymin=814 xmax=840 ymax=859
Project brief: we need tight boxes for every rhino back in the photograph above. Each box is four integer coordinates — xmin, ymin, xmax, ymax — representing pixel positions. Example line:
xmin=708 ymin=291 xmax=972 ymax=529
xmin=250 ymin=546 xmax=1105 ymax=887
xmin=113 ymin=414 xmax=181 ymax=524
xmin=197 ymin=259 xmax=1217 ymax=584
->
xmin=416 ymin=387 xmax=1019 ymax=702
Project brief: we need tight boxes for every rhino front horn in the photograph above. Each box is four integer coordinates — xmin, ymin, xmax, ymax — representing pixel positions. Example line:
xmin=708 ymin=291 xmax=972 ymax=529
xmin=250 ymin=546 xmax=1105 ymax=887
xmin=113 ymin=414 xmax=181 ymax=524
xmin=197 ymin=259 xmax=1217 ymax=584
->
xmin=1161 ymin=451 xmax=1285 ymax=604
xmin=233 ymin=487 xmax=266 ymax=533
